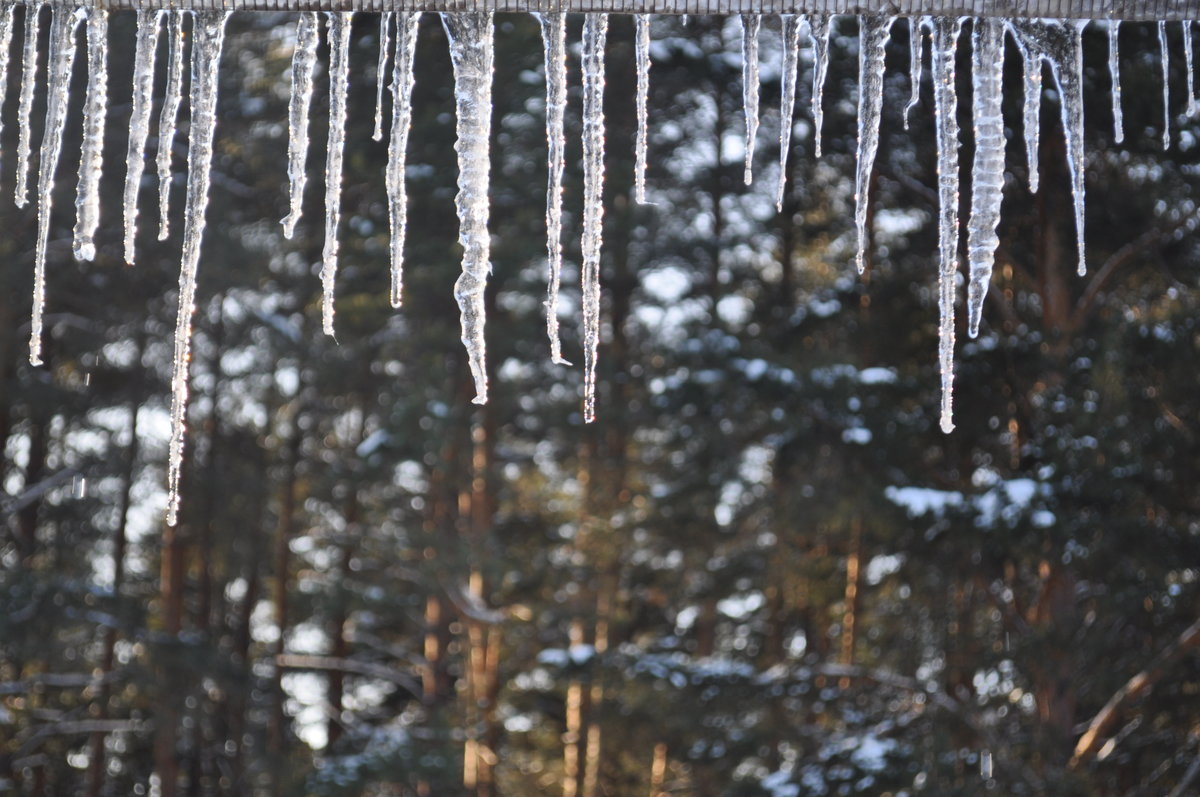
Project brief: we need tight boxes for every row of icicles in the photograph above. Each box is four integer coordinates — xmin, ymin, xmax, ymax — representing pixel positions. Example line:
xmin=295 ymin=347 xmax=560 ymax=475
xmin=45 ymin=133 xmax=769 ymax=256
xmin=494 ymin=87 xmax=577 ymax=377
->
xmin=4 ymin=5 xmax=1198 ymax=523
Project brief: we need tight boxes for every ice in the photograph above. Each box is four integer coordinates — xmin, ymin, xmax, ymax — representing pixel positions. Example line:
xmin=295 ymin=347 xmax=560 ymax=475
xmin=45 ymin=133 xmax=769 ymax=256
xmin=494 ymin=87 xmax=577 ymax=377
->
xmin=1014 ymin=28 xmax=1042 ymax=192
xmin=1159 ymin=21 xmax=1170 ymax=149
xmin=122 ymin=10 xmax=164 ymax=264
xmin=320 ymin=12 xmax=353 ymax=338
xmin=537 ymin=11 xmax=570 ymax=363
xmin=281 ymin=11 xmax=319 ymax=239
xmin=73 ymin=9 xmax=108 ymax=262
xmin=15 ymin=3 xmax=41 ymax=207
xmin=0 ymin=5 xmax=13 ymax=176
xmin=1185 ymin=22 xmax=1196 ymax=116
xmin=965 ymin=17 xmax=1005 ymax=339
xmin=932 ymin=17 xmax=962 ymax=433
xmin=776 ymin=14 xmax=802 ymax=210
xmin=443 ymin=11 xmax=495 ymax=405
xmin=809 ymin=13 xmax=830 ymax=158
xmin=1109 ymin=21 xmax=1123 ymax=143
xmin=581 ymin=12 xmax=607 ymax=423
xmin=156 ymin=10 xmax=185 ymax=241
xmin=905 ymin=17 xmax=924 ymax=129
xmin=854 ymin=14 xmax=893 ymax=274
xmin=28 ymin=7 xmax=81 ymax=367
xmin=633 ymin=13 xmax=650 ymax=205
xmin=167 ymin=10 xmax=230 ymax=527
xmin=373 ymin=12 xmax=392 ymax=142
xmin=386 ymin=12 xmax=419 ymax=309
xmin=741 ymin=14 xmax=760 ymax=185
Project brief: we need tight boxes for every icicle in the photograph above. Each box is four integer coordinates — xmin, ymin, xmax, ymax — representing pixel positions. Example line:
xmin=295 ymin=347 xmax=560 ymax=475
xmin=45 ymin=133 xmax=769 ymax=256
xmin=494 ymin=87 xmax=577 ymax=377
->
xmin=0 ymin=4 xmax=16 ymax=176
xmin=905 ymin=17 xmax=924 ymax=129
xmin=167 ymin=10 xmax=229 ymax=527
xmin=932 ymin=17 xmax=962 ymax=434
xmin=374 ymin=12 xmax=392 ymax=142
xmin=1013 ymin=30 xmax=1042 ymax=193
xmin=386 ymin=12 xmax=419 ymax=309
xmin=1185 ymin=22 xmax=1196 ymax=116
xmin=1038 ymin=21 xmax=1087 ymax=275
xmin=281 ymin=12 xmax=319 ymax=239
xmin=320 ymin=12 xmax=353 ymax=338
xmin=73 ymin=9 xmax=107 ymax=262
xmin=1159 ymin=21 xmax=1171 ymax=149
xmin=965 ymin=17 xmax=1005 ymax=339
xmin=442 ymin=12 xmax=495 ymax=405
xmin=28 ymin=7 xmax=80 ymax=367
xmin=1108 ymin=21 xmax=1123 ymax=143
xmin=853 ymin=14 xmax=892 ymax=275
xmin=537 ymin=11 xmax=569 ymax=363
xmin=633 ymin=13 xmax=650 ymax=205
xmin=15 ymin=3 xmax=41 ymax=208
xmin=809 ymin=13 xmax=831 ymax=158
xmin=156 ymin=10 xmax=185 ymax=241
xmin=123 ymin=9 xmax=164 ymax=264
xmin=776 ymin=15 xmax=802 ymax=211
xmin=741 ymin=14 xmax=760 ymax=185
xmin=581 ymin=13 xmax=607 ymax=423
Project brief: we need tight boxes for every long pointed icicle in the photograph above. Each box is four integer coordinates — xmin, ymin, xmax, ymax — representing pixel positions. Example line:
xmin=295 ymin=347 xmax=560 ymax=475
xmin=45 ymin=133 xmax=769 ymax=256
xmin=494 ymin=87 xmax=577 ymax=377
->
xmin=776 ymin=14 xmax=802 ymax=211
xmin=932 ymin=17 xmax=962 ymax=433
xmin=1159 ymin=20 xmax=1171 ymax=149
xmin=854 ymin=14 xmax=892 ymax=274
xmin=1185 ymin=22 xmax=1196 ymax=116
xmin=633 ymin=13 xmax=650 ymax=205
xmin=443 ymin=12 xmax=495 ymax=405
xmin=29 ymin=7 xmax=81 ymax=367
xmin=1014 ymin=31 xmax=1043 ymax=193
xmin=809 ymin=13 xmax=831 ymax=158
xmin=905 ymin=17 xmax=924 ymax=129
xmin=386 ymin=11 xmax=419 ymax=309
xmin=374 ymin=12 xmax=392 ymax=142
xmin=15 ymin=3 xmax=41 ymax=208
xmin=156 ymin=10 xmax=185 ymax=240
xmin=538 ymin=11 xmax=570 ymax=363
xmin=0 ymin=4 xmax=17 ymax=176
xmin=73 ymin=8 xmax=108 ymax=261
xmin=741 ymin=14 xmax=760 ymax=185
xmin=320 ymin=12 xmax=354 ymax=338
xmin=281 ymin=12 xmax=319 ymax=239
xmin=581 ymin=13 xmax=607 ymax=423
xmin=1108 ymin=21 xmax=1123 ymax=143
xmin=123 ymin=9 xmax=164 ymax=264
xmin=1040 ymin=21 xmax=1088 ymax=275
xmin=965 ymin=17 xmax=1006 ymax=339
xmin=167 ymin=10 xmax=230 ymax=527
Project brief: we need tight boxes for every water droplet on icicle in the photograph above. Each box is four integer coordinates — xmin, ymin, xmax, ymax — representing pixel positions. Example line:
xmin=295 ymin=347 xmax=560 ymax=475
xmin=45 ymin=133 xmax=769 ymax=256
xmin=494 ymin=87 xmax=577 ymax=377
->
xmin=123 ymin=9 xmax=164 ymax=264
xmin=965 ymin=17 xmax=1006 ymax=339
xmin=633 ymin=13 xmax=650 ymax=205
xmin=282 ymin=11 xmax=319 ymax=239
xmin=167 ymin=10 xmax=230 ymax=528
xmin=932 ymin=17 xmax=962 ymax=433
xmin=741 ymin=14 xmax=760 ymax=185
xmin=156 ymin=10 xmax=186 ymax=241
xmin=73 ymin=8 xmax=108 ymax=262
xmin=809 ymin=13 xmax=831 ymax=158
xmin=776 ymin=14 xmax=802 ymax=211
xmin=15 ymin=3 xmax=41 ymax=208
xmin=374 ymin=11 xmax=392 ymax=142
xmin=320 ymin=12 xmax=353 ymax=338
xmin=537 ymin=11 xmax=570 ymax=364
xmin=386 ymin=11 xmax=420 ymax=309
xmin=853 ymin=13 xmax=892 ymax=274
xmin=443 ymin=11 xmax=495 ymax=405
xmin=905 ymin=17 xmax=925 ymax=130
xmin=581 ymin=12 xmax=607 ymax=422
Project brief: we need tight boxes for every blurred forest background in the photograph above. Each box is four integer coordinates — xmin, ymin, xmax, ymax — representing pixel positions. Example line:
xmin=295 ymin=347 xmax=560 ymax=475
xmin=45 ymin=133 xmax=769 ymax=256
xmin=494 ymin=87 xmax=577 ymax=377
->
xmin=0 ymin=9 xmax=1198 ymax=796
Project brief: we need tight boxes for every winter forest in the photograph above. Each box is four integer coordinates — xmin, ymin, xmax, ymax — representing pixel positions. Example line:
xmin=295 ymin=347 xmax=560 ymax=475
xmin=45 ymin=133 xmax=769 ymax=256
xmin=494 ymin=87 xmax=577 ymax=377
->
xmin=1 ymin=4 xmax=1199 ymax=796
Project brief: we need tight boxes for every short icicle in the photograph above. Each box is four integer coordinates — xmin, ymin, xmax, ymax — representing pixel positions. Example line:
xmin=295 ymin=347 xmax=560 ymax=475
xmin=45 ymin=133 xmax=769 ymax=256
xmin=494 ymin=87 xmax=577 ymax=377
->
xmin=123 ymin=9 xmax=164 ymax=264
xmin=633 ymin=13 xmax=650 ymax=205
xmin=853 ymin=14 xmax=893 ymax=274
xmin=1013 ymin=28 xmax=1043 ymax=193
xmin=581 ymin=13 xmax=607 ymax=422
xmin=320 ymin=12 xmax=354 ymax=338
xmin=0 ymin=4 xmax=17 ymax=176
xmin=442 ymin=11 xmax=495 ymax=405
xmin=281 ymin=11 xmax=319 ymax=239
xmin=905 ymin=17 xmax=924 ymax=129
xmin=1159 ymin=21 xmax=1171 ymax=149
xmin=1185 ymin=22 xmax=1196 ymax=116
xmin=73 ymin=8 xmax=108 ymax=261
xmin=965 ymin=17 xmax=1006 ymax=339
xmin=741 ymin=14 xmax=760 ymax=185
xmin=537 ymin=11 xmax=570 ymax=363
xmin=776 ymin=14 xmax=802 ymax=211
xmin=809 ymin=13 xmax=831 ymax=158
xmin=374 ymin=11 xmax=392 ymax=142
xmin=1108 ymin=21 xmax=1122 ymax=144
xmin=156 ymin=10 xmax=186 ymax=241
xmin=15 ymin=3 xmax=41 ymax=207
xmin=932 ymin=17 xmax=962 ymax=433
xmin=386 ymin=12 xmax=420 ymax=309
xmin=167 ymin=10 xmax=230 ymax=527
xmin=29 ymin=7 xmax=81 ymax=367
